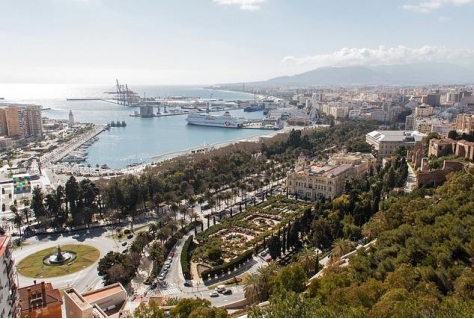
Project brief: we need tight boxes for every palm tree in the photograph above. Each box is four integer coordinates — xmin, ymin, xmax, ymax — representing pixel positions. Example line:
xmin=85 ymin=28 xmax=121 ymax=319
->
xmin=148 ymin=222 xmax=158 ymax=236
xmin=243 ymin=273 xmax=262 ymax=305
xmin=256 ymin=262 xmax=278 ymax=301
xmin=180 ymin=206 xmax=188 ymax=223
xmin=22 ymin=207 xmax=30 ymax=225
xmin=149 ymin=241 xmax=164 ymax=276
xmin=156 ymin=228 xmax=170 ymax=245
xmin=297 ymin=248 xmax=318 ymax=276
xmin=179 ymin=217 xmax=186 ymax=230
xmin=331 ymin=238 xmax=353 ymax=260
xmin=13 ymin=212 xmax=23 ymax=237
xmin=189 ymin=212 xmax=200 ymax=224
xmin=170 ymin=203 xmax=179 ymax=221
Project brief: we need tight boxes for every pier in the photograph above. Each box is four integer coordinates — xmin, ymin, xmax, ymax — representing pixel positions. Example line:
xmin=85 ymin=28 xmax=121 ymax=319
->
xmin=40 ymin=124 xmax=106 ymax=165
xmin=66 ymin=98 xmax=104 ymax=101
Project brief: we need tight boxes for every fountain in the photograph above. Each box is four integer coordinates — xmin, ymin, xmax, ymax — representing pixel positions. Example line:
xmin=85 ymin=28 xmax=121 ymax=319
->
xmin=43 ymin=244 xmax=77 ymax=266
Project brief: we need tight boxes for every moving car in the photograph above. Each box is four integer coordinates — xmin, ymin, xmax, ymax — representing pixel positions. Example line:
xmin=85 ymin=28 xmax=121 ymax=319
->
xmin=184 ymin=281 xmax=193 ymax=287
xmin=210 ymin=291 xmax=219 ymax=297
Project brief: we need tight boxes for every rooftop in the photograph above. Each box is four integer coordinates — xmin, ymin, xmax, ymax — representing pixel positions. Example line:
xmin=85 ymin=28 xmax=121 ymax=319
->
xmin=82 ymin=283 xmax=124 ymax=304
xmin=18 ymin=281 xmax=62 ymax=316
xmin=65 ymin=289 xmax=90 ymax=310
xmin=367 ymin=130 xmax=426 ymax=142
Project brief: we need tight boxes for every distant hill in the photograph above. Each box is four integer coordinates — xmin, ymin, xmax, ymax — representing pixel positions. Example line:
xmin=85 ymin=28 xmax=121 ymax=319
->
xmin=229 ymin=63 xmax=474 ymax=87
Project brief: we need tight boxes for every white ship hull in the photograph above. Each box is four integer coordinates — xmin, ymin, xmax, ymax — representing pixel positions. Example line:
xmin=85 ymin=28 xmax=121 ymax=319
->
xmin=186 ymin=112 xmax=245 ymax=128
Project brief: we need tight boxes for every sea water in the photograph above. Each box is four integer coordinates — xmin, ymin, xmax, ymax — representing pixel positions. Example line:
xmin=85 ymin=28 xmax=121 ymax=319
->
xmin=0 ymin=84 xmax=271 ymax=168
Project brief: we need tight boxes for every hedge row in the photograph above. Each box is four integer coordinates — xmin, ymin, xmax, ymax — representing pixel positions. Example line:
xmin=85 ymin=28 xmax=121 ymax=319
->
xmin=181 ymin=235 xmax=193 ymax=280
xmin=201 ymin=249 xmax=253 ymax=280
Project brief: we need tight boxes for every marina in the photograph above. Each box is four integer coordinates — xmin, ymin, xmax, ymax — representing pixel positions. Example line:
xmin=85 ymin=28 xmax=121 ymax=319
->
xmin=1 ymin=84 xmax=294 ymax=169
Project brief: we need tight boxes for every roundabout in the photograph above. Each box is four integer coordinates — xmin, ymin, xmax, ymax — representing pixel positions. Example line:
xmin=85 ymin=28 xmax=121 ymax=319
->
xmin=17 ymin=244 xmax=100 ymax=278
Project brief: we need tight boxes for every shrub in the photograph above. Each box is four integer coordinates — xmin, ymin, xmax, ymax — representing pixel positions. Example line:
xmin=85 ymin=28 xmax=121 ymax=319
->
xmin=201 ymin=249 xmax=253 ymax=281
xmin=181 ymin=235 xmax=194 ymax=280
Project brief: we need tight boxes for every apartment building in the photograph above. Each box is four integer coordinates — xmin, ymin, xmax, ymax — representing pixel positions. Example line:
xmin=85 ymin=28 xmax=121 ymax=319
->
xmin=17 ymin=281 xmax=62 ymax=318
xmin=0 ymin=235 xmax=19 ymax=318
xmin=414 ymin=104 xmax=434 ymax=117
xmin=23 ymin=105 xmax=43 ymax=137
xmin=455 ymin=114 xmax=474 ymax=133
xmin=0 ymin=104 xmax=43 ymax=139
xmin=366 ymin=130 xmax=426 ymax=161
xmin=64 ymin=283 xmax=127 ymax=318
xmin=286 ymin=151 xmax=375 ymax=200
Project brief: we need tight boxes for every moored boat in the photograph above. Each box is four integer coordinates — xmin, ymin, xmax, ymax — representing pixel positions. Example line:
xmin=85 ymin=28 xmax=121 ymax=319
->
xmin=186 ymin=111 xmax=245 ymax=128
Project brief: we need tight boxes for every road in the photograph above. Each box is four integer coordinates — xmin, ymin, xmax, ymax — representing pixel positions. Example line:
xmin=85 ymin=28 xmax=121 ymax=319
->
xmin=11 ymin=177 xmax=285 ymax=310
xmin=147 ymin=182 xmax=286 ymax=307
xmin=13 ymin=226 xmax=121 ymax=293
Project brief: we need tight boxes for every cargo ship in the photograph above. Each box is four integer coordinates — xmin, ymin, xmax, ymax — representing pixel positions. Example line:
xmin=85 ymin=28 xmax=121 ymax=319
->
xmin=186 ymin=111 xmax=245 ymax=128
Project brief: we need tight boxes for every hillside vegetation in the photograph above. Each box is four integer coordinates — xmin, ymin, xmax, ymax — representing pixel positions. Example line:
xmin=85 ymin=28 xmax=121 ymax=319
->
xmin=250 ymin=170 xmax=474 ymax=317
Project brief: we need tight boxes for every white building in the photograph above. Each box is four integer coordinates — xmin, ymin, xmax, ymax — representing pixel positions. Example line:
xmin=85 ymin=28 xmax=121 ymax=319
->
xmin=366 ymin=130 xmax=426 ymax=160
xmin=0 ymin=236 xmax=19 ymax=318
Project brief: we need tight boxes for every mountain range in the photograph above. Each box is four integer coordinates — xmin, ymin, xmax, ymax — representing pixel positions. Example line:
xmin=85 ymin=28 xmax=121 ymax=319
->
xmin=233 ymin=63 xmax=474 ymax=87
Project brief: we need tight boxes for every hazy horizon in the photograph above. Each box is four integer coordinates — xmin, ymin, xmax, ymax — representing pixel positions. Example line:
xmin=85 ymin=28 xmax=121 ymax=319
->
xmin=2 ymin=0 xmax=474 ymax=85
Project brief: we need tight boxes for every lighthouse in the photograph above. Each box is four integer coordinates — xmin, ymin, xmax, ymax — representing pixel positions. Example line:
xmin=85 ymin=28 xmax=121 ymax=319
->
xmin=68 ymin=110 xmax=74 ymax=128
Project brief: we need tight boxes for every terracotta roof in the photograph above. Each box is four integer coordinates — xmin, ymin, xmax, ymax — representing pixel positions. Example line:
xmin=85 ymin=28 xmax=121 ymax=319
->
xmin=18 ymin=281 xmax=62 ymax=316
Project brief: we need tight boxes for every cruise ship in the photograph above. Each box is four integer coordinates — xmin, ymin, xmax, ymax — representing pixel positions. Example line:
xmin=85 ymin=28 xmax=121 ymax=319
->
xmin=186 ymin=111 xmax=245 ymax=128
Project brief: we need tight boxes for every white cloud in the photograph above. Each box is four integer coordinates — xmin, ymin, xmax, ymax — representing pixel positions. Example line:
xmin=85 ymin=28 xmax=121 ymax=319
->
xmin=438 ymin=15 xmax=451 ymax=21
xmin=213 ymin=0 xmax=265 ymax=11
xmin=402 ymin=0 xmax=474 ymax=13
xmin=282 ymin=46 xmax=474 ymax=67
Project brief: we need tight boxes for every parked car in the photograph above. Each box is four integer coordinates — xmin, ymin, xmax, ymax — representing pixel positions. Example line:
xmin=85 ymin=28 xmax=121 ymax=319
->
xmin=127 ymin=234 xmax=134 ymax=239
xmin=215 ymin=285 xmax=226 ymax=293
xmin=210 ymin=291 xmax=219 ymax=297
xmin=150 ymin=282 xmax=157 ymax=289
xmin=121 ymin=242 xmax=127 ymax=246
xmin=158 ymin=275 xmax=165 ymax=281
xmin=184 ymin=281 xmax=192 ymax=287
xmin=222 ymin=289 xmax=233 ymax=295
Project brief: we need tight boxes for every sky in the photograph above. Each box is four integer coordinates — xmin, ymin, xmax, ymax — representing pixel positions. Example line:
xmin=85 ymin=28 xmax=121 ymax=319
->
xmin=1 ymin=0 xmax=474 ymax=85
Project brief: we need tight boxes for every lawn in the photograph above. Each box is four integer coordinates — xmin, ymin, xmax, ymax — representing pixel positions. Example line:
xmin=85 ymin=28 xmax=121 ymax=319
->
xmin=17 ymin=244 xmax=100 ymax=278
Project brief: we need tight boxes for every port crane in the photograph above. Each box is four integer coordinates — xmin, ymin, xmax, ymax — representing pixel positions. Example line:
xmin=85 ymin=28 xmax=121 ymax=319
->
xmin=104 ymin=79 xmax=140 ymax=106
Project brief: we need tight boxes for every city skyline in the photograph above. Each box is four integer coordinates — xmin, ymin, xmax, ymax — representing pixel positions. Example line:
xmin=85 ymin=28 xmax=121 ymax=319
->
xmin=1 ymin=0 xmax=474 ymax=85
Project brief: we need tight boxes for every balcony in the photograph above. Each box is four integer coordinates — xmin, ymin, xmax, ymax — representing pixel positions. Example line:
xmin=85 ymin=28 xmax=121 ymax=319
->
xmin=6 ymin=259 xmax=14 ymax=275
xmin=8 ymin=286 xmax=17 ymax=302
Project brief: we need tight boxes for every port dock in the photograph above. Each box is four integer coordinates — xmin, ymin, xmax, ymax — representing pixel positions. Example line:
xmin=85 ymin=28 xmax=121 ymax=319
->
xmin=242 ymin=118 xmax=284 ymax=130
xmin=66 ymin=98 xmax=105 ymax=101
xmin=40 ymin=124 xmax=107 ymax=165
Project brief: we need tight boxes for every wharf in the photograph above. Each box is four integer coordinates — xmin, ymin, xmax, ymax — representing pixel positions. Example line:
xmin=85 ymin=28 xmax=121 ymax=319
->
xmin=40 ymin=124 xmax=107 ymax=165
xmin=242 ymin=119 xmax=283 ymax=130
xmin=67 ymin=98 xmax=105 ymax=101
xmin=129 ymin=111 xmax=189 ymax=118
